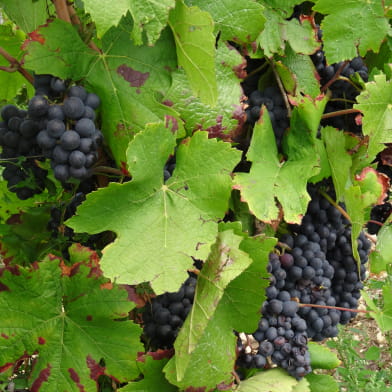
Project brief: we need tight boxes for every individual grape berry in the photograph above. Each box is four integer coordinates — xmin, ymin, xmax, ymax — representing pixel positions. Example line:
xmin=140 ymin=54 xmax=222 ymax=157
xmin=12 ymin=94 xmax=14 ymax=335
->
xmin=63 ymin=97 xmax=85 ymax=119
xmin=60 ymin=130 xmax=81 ymax=150
xmin=28 ymin=95 xmax=49 ymax=118
xmin=69 ymin=150 xmax=87 ymax=168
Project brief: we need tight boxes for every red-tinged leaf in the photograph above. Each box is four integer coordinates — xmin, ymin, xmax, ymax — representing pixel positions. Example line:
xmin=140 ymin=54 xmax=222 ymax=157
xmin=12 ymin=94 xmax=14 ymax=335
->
xmin=0 ymin=260 xmax=143 ymax=392
xmin=355 ymin=167 xmax=390 ymax=205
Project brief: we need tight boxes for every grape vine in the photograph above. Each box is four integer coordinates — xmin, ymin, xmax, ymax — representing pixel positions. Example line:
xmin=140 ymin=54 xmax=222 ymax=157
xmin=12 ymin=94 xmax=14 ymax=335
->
xmin=0 ymin=1 xmax=391 ymax=392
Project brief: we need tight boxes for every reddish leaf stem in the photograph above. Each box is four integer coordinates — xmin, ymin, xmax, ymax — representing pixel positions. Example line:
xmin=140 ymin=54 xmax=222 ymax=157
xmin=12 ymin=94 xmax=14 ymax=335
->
xmin=66 ymin=3 xmax=101 ymax=53
xmin=52 ymin=0 xmax=72 ymax=23
xmin=321 ymin=108 xmax=362 ymax=119
xmin=0 ymin=46 xmax=34 ymax=84
xmin=299 ymin=302 xmax=369 ymax=314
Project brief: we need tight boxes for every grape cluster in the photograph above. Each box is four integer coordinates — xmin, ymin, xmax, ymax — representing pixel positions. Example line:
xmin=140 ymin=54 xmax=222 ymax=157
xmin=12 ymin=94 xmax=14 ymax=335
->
xmin=35 ymin=83 xmax=103 ymax=182
xmin=311 ymin=33 xmax=368 ymax=134
xmin=142 ymin=270 xmax=198 ymax=349
xmin=237 ymin=252 xmax=311 ymax=379
xmin=0 ymin=104 xmax=47 ymax=199
xmin=237 ymin=182 xmax=371 ymax=378
xmin=245 ymin=86 xmax=289 ymax=149
xmin=0 ymin=74 xmax=103 ymax=200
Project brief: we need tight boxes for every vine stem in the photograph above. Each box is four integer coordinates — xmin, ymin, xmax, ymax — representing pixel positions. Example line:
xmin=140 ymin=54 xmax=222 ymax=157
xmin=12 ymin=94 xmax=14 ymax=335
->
xmin=0 ymin=47 xmax=34 ymax=84
xmin=52 ymin=0 xmax=72 ymax=23
xmin=318 ymin=189 xmax=352 ymax=222
xmin=93 ymin=166 xmax=126 ymax=176
xmin=66 ymin=3 xmax=102 ymax=53
xmin=269 ymin=59 xmax=292 ymax=117
xmin=243 ymin=61 xmax=269 ymax=81
xmin=321 ymin=108 xmax=362 ymax=119
xmin=299 ymin=303 xmax=369 ymax=314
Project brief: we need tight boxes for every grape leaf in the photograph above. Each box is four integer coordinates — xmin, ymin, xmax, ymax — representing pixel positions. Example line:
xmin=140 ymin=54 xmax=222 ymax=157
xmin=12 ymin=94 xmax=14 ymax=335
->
xmin=121 ymin=353 xmax=177 ymax=392
xmin=308 ymin=342 xmax=340 ymax=369
xmin=355 ymin=73 xmax=392 ymax=160
xmin=257 ymin=8 xmax=319 ymax=57
xmin=236 ymin=368 xmax=305 ymax=392
xmin=313 ymin=0 xmax=390 ymax=63
xmin=234 ymin=108 xmax=319 ymax=224
xmin=163 ymin=42 xmax=245 ymax=137
xmin=305 ymin=374 xmax=339 ymax=392
xmin=275 ymin=46 xmax=320 ymax=98
xmin=260 ymin=0 xmax=303 ymax=17
xmin=0 ymin=25 xmax=34 ymax=101
xmin=321 ymin=126 xmax=352 ymax=202
xmin=0 ymin=0 xmax=53 ymax=33
xmin=345 ymin=168 xmax=388 ymax=260
xmin=165 ymin=229 xmax=252 ymax=388
xmin=187 ymin=0 xmax=266 ymax=43
xmin=369 ymin=223 xmax=392 ymax=273
xmin=82 ymin=0 xmax=175 ymax=44
xmin=23 ymin=18 xmax=181 ymax=166
xmin=168 ymin=0 xmax=217 ymax=106
xmin=164 ymin=227 xmax=274 ymax=390
xmin=0 ymin=207 xmax=52 ymax=265
xmin=0 ymin=260 xmax=143 ymax=392
xmin=362 ymin=283 xmax=392 ymax=332
xmin=67 ymin=123 xmax=241 ymax=294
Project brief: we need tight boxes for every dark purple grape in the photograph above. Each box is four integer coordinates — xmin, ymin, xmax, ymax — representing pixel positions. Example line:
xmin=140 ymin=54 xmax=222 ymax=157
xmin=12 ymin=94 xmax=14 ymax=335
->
xmin=28 ymin=95 xmax=49 ymax=118
xmin=60 ymin=130 xmax=80 ymax=150
xmin=85 ymin=93 xmax=101 ymax=109
xmin=53 ymin=164 xmax=70 ymax=182
xmin=75 ymin=118 xmax=95 ymax=137
xmin=69 ymin=150 xmax=86 ymax=168
xmin=63 ymin=97 xmax=85 ymax=119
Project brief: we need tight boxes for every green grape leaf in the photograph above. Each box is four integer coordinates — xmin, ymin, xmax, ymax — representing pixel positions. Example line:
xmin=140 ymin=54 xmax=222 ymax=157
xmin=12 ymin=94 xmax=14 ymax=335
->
xmin=362 ymin=283 xmax=392 ymax=332
xmin=163 ymin=42 xmax=245 ymax=137
xmin=82 ymin=0 xmax=175 ymax=44
xmin=257 ymin=8 xmax=319 ymax=57
xmin=0 ymin=25 xmax=34 ymax=101
xmin=260 ymin=0 xmax=302 ymax=17
xmin=168 ymin=0 xmax=217 ymax=106
xmin=164 ymin=228 xmax=274 ymax=389
xmin=321 ymin=126 xmax=353 ymax=202
xmin=369 ymin=224 xmax=392 ymax=273
xmin=0 ymin=207 xmax=52 ymax=265
xmin=188 ymin=0 xmax=265 ymax=43
xmin=345 ymin=167 xmax=388 ymax=260
xmin=234 ymin=108 xmax=318 ymax=224
xmin=121 ymin=353 xmax=177 ymax=392
xmin=23 ymin=18 xmax=181 ymax=166
xmin=67 ymin=124 xmax=241 ymax=294
xmin=355 ymin=73 xmax=392 ymax=160
xmin=0 ymin=0 xmax=53 ymax=33
xmin=289 ymin=94 xmax=328 ymax=137
xmin=0 ymin=260 xmax=143 ymax=392
xmin=305 ymin=373 xmax=339 ymax=392
xmin=275 ymin=46 xmax=320 ymax=98
xmin=236 ymin=368 xmax=305 ymax=392
xmin=313 ymin=0 xmax=390 ymax=63
xmin=308 ymin=342 xmax=341 ymax=369
xmin=165 ymin=230 xmax=252 ymax=388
